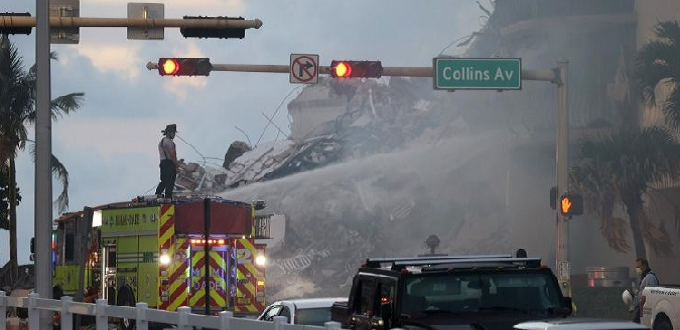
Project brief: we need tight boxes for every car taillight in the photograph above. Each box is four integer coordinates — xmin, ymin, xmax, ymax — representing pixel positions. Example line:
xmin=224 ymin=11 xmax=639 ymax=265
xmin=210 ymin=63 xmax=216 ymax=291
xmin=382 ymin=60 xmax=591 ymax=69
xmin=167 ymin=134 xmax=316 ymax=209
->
xmin=640 ymin=296 xmax=646 ymax=317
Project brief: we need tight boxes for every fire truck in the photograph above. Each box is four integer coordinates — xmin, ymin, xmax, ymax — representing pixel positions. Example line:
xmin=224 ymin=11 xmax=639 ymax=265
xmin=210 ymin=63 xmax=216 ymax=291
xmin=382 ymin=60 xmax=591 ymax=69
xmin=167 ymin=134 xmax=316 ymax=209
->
xmin=51 ymin=196 xmax=270 ymax=316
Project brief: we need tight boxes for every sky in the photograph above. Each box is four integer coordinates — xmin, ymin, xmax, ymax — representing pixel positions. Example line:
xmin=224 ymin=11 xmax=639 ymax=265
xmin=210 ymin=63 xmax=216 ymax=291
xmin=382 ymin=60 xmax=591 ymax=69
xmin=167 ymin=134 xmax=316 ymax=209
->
xmin=0 ymin=0 xmax=482 ymax=265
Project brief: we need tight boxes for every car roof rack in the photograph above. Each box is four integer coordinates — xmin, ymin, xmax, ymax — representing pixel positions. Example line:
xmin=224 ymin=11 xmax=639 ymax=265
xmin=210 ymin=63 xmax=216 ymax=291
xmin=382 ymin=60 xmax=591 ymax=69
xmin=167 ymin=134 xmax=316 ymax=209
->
xmin=412 ymin=257 xmax=542 ymax=271
xmin=364 ymin=254 xmax=512 ymax=268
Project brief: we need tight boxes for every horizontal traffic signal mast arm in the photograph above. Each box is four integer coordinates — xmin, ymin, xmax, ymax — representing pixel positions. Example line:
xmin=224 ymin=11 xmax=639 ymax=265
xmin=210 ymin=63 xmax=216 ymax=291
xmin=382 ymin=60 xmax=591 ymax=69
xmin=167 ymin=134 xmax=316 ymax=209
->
xmin=0 ymin=16 xmax=263 ymax=29
xmin=202 ymin=64 xmax=438 ymax=77
xmin=211 ymin=64 xmax=291 ymax=74
xmin=152 ymin=62 xmax=556 ymax=80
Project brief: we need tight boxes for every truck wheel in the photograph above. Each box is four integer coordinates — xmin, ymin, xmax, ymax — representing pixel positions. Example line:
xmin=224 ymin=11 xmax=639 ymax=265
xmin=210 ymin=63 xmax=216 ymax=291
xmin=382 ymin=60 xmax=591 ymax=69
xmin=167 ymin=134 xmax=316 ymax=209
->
xmin=116 ymin=286 xmax=136 ymax=330
xmin=653 ymin=316 xmax=673 ymax=330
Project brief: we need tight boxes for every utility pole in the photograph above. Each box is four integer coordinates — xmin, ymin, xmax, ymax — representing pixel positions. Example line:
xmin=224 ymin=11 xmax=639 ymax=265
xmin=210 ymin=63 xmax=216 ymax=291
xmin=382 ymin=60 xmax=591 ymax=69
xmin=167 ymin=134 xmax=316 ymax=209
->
xmin=35 ymin=0 xmax=53 ymax=329
xmin=555 ymin=61 xmax=570 ymax=296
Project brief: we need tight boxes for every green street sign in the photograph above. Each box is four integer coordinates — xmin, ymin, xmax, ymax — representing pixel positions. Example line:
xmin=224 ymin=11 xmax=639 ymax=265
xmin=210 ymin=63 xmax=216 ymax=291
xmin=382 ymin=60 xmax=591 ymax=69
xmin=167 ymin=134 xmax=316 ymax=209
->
xmin=433 ymin=58 xmax=522 ymax=90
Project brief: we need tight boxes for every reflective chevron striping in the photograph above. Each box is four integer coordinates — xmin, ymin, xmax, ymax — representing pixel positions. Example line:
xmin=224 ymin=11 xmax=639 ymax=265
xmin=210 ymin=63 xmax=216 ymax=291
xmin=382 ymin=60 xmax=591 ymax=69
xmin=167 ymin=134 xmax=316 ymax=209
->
xmin=158 ymin=205 xmax=174 ymax=250
xmin=235 ymin=300 xmax=259 ymax=313
xmin=235 ymin=238 xmax=265 ymax=312
xmin=189 ymin=250 xmax=228 ymax=308
xmin=163 ymin=238 xmax=189 ymax=310
xmin=159 ymin=204 xmax=190 ymax=310
xmin=237 ymin=264 xmax=257 ymax=297
xmin=167 ymin=281 xmax=188 ymax=311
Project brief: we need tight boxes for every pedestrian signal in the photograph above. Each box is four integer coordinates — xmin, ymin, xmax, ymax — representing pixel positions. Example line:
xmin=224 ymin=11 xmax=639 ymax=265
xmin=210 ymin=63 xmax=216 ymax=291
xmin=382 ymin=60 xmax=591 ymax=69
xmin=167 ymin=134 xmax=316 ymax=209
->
xmin=330 ymin=60 xmax=383 ymax=78
xmin=158 ymin=58 xmax=212 ymax=76
xmin=559 ymin=193 xmax=583 ymax=217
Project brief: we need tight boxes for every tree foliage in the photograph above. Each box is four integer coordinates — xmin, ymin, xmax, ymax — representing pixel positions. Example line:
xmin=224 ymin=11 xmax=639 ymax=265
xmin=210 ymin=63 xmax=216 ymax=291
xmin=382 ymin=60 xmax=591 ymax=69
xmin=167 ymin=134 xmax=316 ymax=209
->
xmin=0 ymin=166 xmax=20 ymax=230
xmin=636 ymin=20 xmax=680 ymax=129
xmin=0 ymin=34 xmax=83 ymax=284
xmin=571 ymin=127 xmax=680 ymax=257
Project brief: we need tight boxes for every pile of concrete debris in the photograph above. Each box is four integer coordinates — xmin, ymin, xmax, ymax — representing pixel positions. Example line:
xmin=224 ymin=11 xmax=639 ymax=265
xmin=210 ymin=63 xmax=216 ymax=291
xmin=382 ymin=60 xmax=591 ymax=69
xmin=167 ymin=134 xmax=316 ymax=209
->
xmin=177 ymin=76 xmax=451 ymax=193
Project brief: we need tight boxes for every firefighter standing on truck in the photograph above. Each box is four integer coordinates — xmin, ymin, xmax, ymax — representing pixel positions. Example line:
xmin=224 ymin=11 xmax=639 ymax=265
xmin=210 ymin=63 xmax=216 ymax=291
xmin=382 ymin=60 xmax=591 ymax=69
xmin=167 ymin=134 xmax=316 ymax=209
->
xmin=155 ymin=124 xmax=179 ymax=199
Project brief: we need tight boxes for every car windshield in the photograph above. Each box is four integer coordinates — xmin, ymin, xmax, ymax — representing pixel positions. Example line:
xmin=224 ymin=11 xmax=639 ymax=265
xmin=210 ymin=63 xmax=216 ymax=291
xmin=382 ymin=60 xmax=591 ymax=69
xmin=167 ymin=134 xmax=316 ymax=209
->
xmin=294 ymin=307 xmax=333 ymax=326
xmin=400 ymin=272 xmax=563 ymax=316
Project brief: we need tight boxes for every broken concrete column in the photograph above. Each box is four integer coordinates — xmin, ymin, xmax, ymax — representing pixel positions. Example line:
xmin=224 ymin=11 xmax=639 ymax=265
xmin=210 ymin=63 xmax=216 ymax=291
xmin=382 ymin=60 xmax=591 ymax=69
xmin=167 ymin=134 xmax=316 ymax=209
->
xmin=223 ymin=141 xmax=252 ymax=169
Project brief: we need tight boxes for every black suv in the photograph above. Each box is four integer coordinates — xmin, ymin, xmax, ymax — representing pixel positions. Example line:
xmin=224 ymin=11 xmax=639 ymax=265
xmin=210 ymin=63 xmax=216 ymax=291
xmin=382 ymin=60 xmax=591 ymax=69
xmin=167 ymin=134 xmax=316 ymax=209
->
xmin=331 ymin=254 xmax=572 ymax=330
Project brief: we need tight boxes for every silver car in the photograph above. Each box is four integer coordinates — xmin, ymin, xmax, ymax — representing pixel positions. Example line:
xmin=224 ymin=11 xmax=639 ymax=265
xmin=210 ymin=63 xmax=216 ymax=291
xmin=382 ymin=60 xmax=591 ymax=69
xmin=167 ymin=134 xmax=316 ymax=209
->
xmin=257 ymin=297 xmax=348 ymax=326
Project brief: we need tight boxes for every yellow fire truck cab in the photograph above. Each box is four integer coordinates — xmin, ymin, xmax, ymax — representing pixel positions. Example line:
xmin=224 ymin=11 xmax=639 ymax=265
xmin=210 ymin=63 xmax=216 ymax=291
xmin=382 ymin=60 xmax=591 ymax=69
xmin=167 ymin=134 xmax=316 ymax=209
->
xmin=52 ymin=196 xmax=270 ymax=315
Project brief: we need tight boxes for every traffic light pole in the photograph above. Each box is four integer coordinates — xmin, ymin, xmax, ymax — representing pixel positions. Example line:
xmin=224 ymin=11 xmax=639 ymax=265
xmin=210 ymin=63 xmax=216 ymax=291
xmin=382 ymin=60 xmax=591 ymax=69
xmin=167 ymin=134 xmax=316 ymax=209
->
xmin=35 ymin=0 xmax=53 ymax=328
xmin=555 ymin=61 xmax=570 ymax=297
xmin=0 ymin=16 xmax=263 ymax=29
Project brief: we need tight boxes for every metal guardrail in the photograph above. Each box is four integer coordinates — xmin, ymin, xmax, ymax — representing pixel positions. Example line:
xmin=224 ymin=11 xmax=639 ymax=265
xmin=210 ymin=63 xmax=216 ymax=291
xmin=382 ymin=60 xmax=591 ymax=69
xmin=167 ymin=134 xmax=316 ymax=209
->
xmin=0 ymin=291 xmax=342 ymax=330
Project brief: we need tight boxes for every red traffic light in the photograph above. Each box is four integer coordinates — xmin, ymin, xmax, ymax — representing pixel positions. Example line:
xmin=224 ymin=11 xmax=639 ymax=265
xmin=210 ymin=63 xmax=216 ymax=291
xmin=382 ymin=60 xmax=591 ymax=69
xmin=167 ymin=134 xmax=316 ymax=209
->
xmin=330 ymin=60 xmax=383 ymax=78
xmin=332 ymin=61 xmax=353 ymax=78
xmin=159 ymin=58 xmax=180 ymax=75
xmin=157 ymin=58 xmax=213 ymax=76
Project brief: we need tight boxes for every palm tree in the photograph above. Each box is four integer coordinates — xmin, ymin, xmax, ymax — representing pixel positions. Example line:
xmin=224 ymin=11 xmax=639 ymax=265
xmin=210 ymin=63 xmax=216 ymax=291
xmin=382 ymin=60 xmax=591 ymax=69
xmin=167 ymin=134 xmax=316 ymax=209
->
xmin=0 ymin=34 xmax=84 ymax=284
xmin=636 ymin=20 xmax=680 ymax=129
xmin=0 ymin=166 xmax=21 ymax=230
xmin=570 ymin=126 xmax=680 ymax=258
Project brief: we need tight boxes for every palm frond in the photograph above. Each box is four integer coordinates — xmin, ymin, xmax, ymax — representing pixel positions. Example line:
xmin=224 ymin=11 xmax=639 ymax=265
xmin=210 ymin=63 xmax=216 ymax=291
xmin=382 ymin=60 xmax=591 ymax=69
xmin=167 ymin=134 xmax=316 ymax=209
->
xmin=49 ymin=93 xmax=85 ymax=120
xmin=51 ymin=155 xmax=70 ymax=213
xmin=654 ymin=20 xmax=680 ymax=45
xmin=635 ymin=20 xmax=680 ymax=112
xmin=661 ymin=85 xmax=680 ymax=129
xmin=640 ymin=210 xmax=674 ymax=257
xmin=600 ymin=215 xmax=631 ymax=253
xmin=28 ymin=143 xmax=70 ymax=213
xmin=635 ymin=41 xmax=674 ymax=106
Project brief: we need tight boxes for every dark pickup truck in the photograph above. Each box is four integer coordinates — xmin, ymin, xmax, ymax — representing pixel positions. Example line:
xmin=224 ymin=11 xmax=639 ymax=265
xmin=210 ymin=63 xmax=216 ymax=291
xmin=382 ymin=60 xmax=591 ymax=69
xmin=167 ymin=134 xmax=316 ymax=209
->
xmin=331 ymin=254 xmax=572 ymax=330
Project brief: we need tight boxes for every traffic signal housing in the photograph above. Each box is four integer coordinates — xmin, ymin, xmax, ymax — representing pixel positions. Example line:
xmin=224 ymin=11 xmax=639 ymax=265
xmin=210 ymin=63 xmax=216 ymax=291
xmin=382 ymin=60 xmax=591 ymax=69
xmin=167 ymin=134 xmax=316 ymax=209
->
xmin=550 ymin=186 xmax=557 ymax=210
xmin=0 ymin=13 xmax=32 ymax=35
xmin=559 ymin=193 xmax=583 ymax=217
xmin=330 ymin=60 xmax=383 ymax=78
xmin=180 ymin=16 xmax=246 ymax=39
xmin=158 ymin=58 xmax=212 ymax=76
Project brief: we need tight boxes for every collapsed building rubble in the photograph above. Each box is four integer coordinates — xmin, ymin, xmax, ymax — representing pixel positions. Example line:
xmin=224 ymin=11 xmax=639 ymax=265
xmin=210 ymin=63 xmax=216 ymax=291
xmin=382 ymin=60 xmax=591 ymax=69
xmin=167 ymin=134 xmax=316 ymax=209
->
xmin=178 ymin=76 xmax=450 ymax=193
xmin=172 ymin=76 xmax=475 ymax=299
